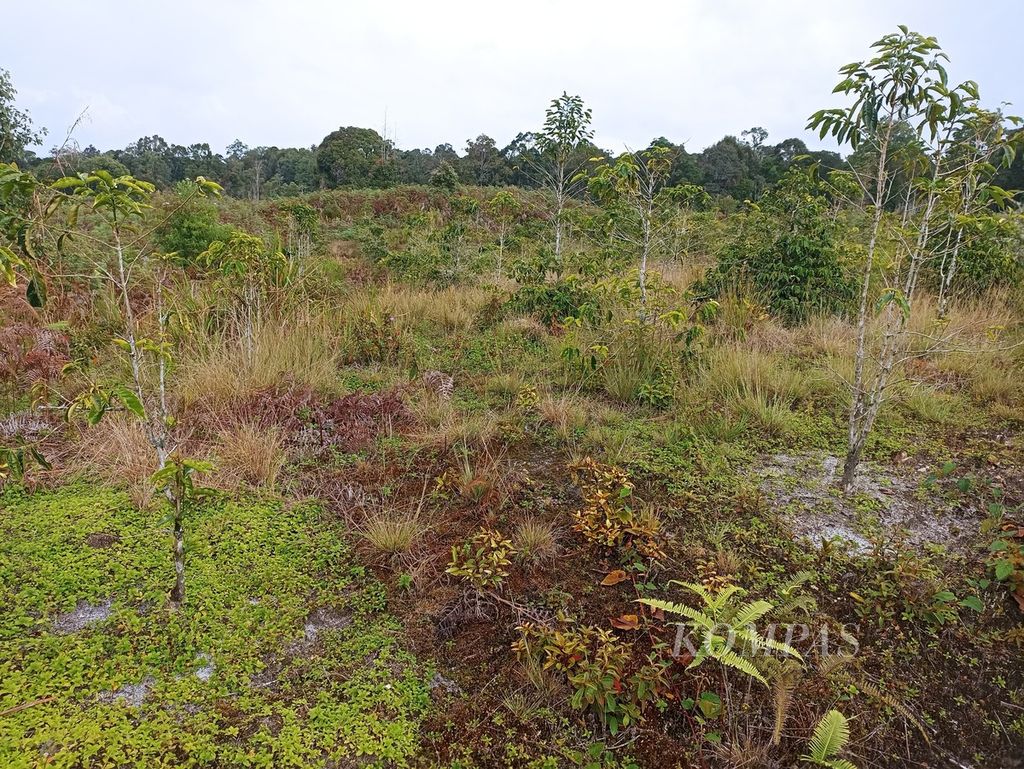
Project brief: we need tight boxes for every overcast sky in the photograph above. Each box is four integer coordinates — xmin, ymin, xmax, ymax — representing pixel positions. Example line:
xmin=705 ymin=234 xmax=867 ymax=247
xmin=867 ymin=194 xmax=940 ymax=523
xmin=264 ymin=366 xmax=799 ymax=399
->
xmin=7 ymin=1 xmax=1022 ymax=158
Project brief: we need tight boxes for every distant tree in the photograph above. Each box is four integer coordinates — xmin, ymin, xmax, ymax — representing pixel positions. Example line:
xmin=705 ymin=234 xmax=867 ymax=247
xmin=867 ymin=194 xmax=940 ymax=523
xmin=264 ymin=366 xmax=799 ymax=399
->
xmin=116 ymin=135 xmax=174 ymax=187
xmin=461 ymin=134 xmax=509 ymax=186
xmin=432 ymin=143 xmax=461 ymax=166
xmin=697 ymin=136 xmax=764 ymax=200
xmin=395 ymin=147 xmax=437 ymax=185
xmin=741 ymin=126 xmax=769 ymax=150
xmin=587 ymin=145 xmax=675 ymax=308
xmin=485 ymin=189 xmax=521 ymax=278
xmin=315 ymin=126 xmax=396 ymax=188
xmin=430 ymin=159 xmax=460 ymax=191
xmin=0 ymin=69 xmax=46 ymax=164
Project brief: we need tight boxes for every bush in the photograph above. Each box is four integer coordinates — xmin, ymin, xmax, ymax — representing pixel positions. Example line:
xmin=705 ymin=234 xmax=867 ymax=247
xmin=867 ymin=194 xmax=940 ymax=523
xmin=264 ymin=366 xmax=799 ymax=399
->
xmin=702 ymin=166 xmax=856 ymax=324
xmin=508 ymin=277 xmax=597 ymax=325
xmin=156 ymin=181 xmax=232 ymax=262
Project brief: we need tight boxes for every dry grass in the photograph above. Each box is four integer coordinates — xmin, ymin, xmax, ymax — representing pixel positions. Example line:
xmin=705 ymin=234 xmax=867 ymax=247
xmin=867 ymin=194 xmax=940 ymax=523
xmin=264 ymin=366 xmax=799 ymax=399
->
xmin=69 ymin=416 xmax=161 ymax=508
xmin=499 ymin=315 xmax=549 ymax=343
xmin=513 ymin=517 xmax=560 ymax=564
xmin=651 ymin=260 xmax=708 ymax=295
xmin=361 ymin=510 xmax=423 ymax=555
xmin=799 ymin=315 xmax=857 ymax=358
xmin=409 ymin=392 xmax=502 ymax=449
xmin=935 ymin=350 xmax=1021 ymax=405
xmin=211 ymin=422 xmax=285 ymax=490
xmin=176 ymin=315 xmax=341 ymax=411
xmin=537 ymin=393 xmax=588 ymax=441
xmin=897 ymin=385 xmax=960 ymax=424
xmin=702 ymin=345 xmax=811 ymax=408
xmin=484 ymin=371 xmax=527 ymax=404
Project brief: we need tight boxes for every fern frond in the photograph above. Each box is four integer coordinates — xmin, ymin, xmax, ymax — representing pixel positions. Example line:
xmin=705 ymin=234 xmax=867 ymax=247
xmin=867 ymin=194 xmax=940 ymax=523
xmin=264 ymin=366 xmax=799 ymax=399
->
xmin=708 ymin=584 xmax=745 ymax=612
xmin=817 ymin=651 xmax=854 ymax=677
xmin=673 ymin=581 xmax=714 ymax=604
xmin=778 ymin=594 xmax=818 ymax=617
xmin=639 ymin=598 xmax=714 ymax=630
xmin=804 ymin=709 xmax=851 ymax=763
xmin=771 ymin=660 xmax=802 ymax=745
xmin=731 ymin=599 xmax=774 ymax=628
xmin=753 ymin=632 xmax=804 ymax=660
xmin=779 ymin=570 xmax=815 ymax=596
xmin=717 ymin=648 xmax=768 ymax=685
xmin=854 ymin=679 xmax=929 ymax=742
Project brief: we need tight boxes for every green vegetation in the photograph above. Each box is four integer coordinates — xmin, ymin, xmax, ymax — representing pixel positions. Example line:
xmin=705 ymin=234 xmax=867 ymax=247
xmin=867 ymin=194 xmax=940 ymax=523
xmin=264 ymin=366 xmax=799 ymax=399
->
xmin=0 ymin=486 xmax=428 ymax=767
xmin=1 ymin=25 xmax=1024 ymax=769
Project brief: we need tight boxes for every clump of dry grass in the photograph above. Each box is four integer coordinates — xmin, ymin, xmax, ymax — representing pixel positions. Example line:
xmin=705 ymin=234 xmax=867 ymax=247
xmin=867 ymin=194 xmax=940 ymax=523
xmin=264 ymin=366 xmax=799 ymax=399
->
xmin=361 ymin=510 xmax=423 ymax=555
xmin=484 ymin=371 xmax=527 ymax=404
xmin=499 ymin=315 xmax=549 ymax=343
xmin=936 ymin=350 xmax=1021 ymax=405
xmin=409 ymin=392 xmax=502 ymax=449
xmin=513 ymin=517 xmax=560 ymax=564
xmin=211 ymin=422 xmax=285 ymax=490
xmin=651 ymin=260 xmax=708 ymax=294
xmin=69 ymin=416 xmax=161 ymax=508
xmin=702 ymin=345 xmax=812 ymax=408
xmin=799 ymin=315 xmax=857 ymax=358
xmin=537 ymin=393 xmax=587 ymax=441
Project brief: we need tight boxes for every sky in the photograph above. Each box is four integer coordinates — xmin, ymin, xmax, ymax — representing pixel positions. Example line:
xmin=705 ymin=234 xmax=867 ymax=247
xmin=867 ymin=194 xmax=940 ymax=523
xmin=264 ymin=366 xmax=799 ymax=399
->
xmin=6 ymin=1 xmax=1023 ymax=158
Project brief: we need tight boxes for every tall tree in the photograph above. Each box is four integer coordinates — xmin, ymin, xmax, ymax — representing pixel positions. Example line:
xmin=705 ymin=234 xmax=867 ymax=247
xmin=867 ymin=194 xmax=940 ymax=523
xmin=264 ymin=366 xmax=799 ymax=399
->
xmin=0 ymin=69 xmax=46 ymax=164
xmin=315 ymin=126 xmax=396 ymax=188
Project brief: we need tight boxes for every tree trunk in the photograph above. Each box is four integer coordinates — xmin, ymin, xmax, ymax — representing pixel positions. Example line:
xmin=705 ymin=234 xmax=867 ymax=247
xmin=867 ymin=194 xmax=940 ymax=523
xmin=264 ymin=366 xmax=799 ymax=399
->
xmin=170 ymin=497 xmax=185 ymax=607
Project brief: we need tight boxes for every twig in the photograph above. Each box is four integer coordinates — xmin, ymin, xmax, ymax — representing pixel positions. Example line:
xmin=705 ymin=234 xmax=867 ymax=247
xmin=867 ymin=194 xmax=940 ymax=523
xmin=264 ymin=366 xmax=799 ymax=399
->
xmin=0 ymin=695 xmax=55 ymax=717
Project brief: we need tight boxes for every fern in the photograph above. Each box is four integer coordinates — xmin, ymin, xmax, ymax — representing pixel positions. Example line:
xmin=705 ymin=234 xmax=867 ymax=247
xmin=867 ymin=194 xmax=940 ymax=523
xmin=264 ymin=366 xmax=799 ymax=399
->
xmin=717 ymin=647 xmax=767 ymax=684
xmin=852 ymin=679 xmax=929 ymax=742
xmin=639 ymin=581 xmax=803 ymax=689
xmin=802 ymin=709 xmax=857 ymax=769
xmin=771 ymin=659 xmax=802 ymax=745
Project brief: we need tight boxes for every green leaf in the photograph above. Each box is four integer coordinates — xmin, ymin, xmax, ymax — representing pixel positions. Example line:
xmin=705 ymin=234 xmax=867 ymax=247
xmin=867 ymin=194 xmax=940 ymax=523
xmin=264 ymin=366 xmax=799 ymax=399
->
xmin=26 ymin=273 xmax=46 ymax=309
xmin=994 ymin=560 xmax=1015 ymax=581
xmin=958 ymin=596 xmax=983 ymax=612
xmin=804 ymin=709 xmax=852 ymax=764
xmin=113 ymin=386 xmax=145 ymax=420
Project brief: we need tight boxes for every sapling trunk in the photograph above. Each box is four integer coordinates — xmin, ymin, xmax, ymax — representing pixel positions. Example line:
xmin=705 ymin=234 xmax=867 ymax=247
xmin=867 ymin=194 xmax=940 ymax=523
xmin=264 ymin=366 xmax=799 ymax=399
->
xmin=170 ymin=493 xmax=185 ymax=607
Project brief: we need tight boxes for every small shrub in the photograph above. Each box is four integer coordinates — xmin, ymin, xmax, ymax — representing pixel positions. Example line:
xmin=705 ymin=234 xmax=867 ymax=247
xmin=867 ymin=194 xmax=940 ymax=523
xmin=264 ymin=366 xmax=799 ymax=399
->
xmin=569 ymin=457 xmax=662 ymax=559
xmin=508 ymin=277 xmax=596 ymax=325
xmin=513 ymin=623 xmax=670 ymax=735
xmin=447 ymin=528 xmax=517 ymax=591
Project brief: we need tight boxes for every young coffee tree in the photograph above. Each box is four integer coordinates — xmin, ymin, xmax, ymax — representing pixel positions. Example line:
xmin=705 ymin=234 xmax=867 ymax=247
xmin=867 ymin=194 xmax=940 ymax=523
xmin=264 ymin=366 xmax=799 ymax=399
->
xmin=49 ymin=170 xmax=222 ymax=606
xmin=934 ymin=107 xmax=1021 ymax=316
xmin=199 ymin=229 xmax=290 ymax=360
xmin=809 ymin=26 xmax=1019 ymax=492
xmin=151 ymin=455 xmax=213 ymax=607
